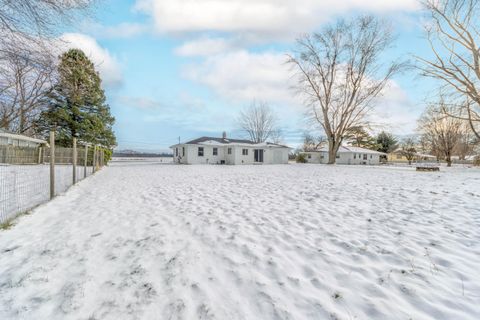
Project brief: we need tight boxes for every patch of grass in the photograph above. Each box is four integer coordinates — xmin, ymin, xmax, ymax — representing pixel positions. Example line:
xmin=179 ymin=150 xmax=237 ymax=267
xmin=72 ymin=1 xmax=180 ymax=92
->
xmin=0 ymin=209 xmax=32 ymax=231
xmin=332 ymin=291 xmax=342 ymax=300
xmin=0 ymin=219 xmax=15 ymax=230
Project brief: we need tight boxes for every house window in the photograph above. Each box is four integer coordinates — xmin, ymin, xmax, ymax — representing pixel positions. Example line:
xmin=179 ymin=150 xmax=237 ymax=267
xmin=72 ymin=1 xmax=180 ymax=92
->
xmin=396 ymin=154 xmax=402 ymax=160
xmin=363 ymin=154 xmax=367 ymax=160
xmin=175 ymin=148 xmax=178 ymax=157
xmin=242 ymin=149 xmax=248 ymax=156
xmin=213 ymin=148 xmax=218 ymax=156
xmin=370 ymin=155 xmax=372 ymax=159
xmin=182 ymin=147 xmax=185 ymax=157
xmin=354 ymin=154 xmax=356 ymax=159
xmin=198 ymin=147 xmax=204 ymax=157
xmin=308 ymin=154 xmax=311 ymax=159
xmin=320 ymin=155 xmax=324 ymax=159
xmin=336 ymin=154 xmax=340 ymax=159
xmin=228 ymin=148 xmax=232 ymax=155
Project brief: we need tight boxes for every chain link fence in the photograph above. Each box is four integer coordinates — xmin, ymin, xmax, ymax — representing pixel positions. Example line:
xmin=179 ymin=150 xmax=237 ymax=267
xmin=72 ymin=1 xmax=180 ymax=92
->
xmin=0 ymin=136 xmax=106 ymax=225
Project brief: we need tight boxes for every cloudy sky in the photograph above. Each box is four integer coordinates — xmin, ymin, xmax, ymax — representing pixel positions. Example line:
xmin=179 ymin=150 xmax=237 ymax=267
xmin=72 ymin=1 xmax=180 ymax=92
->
xmin=61 ymin=0 xmax=436 ymax=151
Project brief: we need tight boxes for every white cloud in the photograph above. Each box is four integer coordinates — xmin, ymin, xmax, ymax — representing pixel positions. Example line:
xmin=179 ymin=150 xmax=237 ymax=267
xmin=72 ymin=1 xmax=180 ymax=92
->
xmin=182 ymin=50 xmax=297 ymax=105
xmin=135 ymin=0 xmax=419 ymax=37
xmin=58 ymin=33 xmax=123 ymax=87
xmin=175 ymin=37 xmax=235 ymax=57
xmin=368 ymin=80 xmax=422 ymax=135
xmin=183 ymin=50 xmax=421 ymax=135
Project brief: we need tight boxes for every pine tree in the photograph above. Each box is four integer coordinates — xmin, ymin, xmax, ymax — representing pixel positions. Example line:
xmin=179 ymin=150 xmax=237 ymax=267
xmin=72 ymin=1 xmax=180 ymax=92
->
xmin=36 ymin=49 xmax=116 ymax=148
xmin=345 ymin=126 xmax=379 ymax=150
xmin=376 ymin=131 xmax=398 ymax=153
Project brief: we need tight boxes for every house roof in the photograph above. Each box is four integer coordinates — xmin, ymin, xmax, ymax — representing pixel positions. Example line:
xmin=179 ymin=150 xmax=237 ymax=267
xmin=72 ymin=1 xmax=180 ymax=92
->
xmin=185 ymin=136 xmax=254 ymax=145
xmin=170 ymin=136 xmax=290 ymax=149
xmin=303 ymin=146 xmax=386 ymax=155
xmin=0 ymin=131 xmax=47 ymax=145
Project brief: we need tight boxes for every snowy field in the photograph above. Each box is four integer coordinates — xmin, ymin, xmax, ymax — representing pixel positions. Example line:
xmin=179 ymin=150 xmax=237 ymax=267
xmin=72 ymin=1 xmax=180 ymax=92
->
xmin=0 ymin=163 xmax=479 ymax=320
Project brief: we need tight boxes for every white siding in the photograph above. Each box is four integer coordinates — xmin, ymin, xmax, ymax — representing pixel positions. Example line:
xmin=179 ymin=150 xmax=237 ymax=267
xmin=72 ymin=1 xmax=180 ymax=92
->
xmin=303 ymin=152 xmax=327 ymax=164
xmin=302 ymin=151 xmax=381 ymax=165
xmin=172 ymin=144 xmax=289 ymax=165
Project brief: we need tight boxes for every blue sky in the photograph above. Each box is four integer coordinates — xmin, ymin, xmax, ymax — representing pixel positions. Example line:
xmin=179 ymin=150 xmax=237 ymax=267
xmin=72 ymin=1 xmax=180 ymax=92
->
xmin=60 ymin=0 xmax=438 ymax=152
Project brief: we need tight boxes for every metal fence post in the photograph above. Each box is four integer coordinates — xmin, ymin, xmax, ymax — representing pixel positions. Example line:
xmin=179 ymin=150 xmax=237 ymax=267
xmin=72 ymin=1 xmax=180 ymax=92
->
xmin=84 ymin=144 xmax=88 ymax=178
xmin=72 ymin=137 xmax=77 ymax=184
xmin=49 ymin=130 xmax=55 ymax=199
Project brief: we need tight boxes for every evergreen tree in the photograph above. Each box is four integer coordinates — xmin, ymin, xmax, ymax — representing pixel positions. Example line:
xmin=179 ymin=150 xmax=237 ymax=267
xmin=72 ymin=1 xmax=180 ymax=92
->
xmin=345 ymin=126 xmax=379 ymax=150
xmin=36 ymin=49 xmax=116 ymax=148
xmin=376 ymin=131 xmax=398 ymax=153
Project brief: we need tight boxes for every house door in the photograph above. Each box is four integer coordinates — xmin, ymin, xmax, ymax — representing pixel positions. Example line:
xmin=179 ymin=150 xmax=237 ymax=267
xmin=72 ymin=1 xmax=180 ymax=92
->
xmin=254 ymin=149 xmax=264 ymax=162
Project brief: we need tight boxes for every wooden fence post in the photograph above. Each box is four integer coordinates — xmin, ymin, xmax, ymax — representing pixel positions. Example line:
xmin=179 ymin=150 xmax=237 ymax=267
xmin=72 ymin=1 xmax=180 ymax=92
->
xmin=6 ymin=145 xmax=11 ymax=164
xmin=38 ymin=146 xmax=42 ymax=164
xmin=72 ymin=137 xmax=77 ymax=184
xmin=84 ymin=144 xmax=88 ymax=178
xmin=93 ymin=145 xmax=97 ymax=173
xmin=49 ymin=130 xmax=55 ymax=199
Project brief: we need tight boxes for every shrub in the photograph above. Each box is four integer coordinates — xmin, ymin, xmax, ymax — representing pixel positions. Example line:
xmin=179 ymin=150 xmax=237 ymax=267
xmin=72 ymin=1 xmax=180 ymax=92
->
xmin=296 ymin=153 xmax=307 ymax=163
xmin=474 ymin=156 xmax=480 ymax=167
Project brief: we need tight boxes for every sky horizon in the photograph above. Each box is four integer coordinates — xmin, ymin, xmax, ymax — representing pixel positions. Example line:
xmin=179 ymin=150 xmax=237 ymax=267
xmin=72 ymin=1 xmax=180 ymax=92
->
xmin=59 ymin=0 xmax=438 ymax=152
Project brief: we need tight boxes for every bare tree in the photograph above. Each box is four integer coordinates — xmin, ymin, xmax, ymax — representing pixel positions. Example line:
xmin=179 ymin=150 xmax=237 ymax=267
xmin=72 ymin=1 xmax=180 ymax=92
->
xmin=238 ymin=101 xmax=279 ymax=143
xmin=418 ymin=103 xmax=464 ymax=167
xmin=418 ymin=0 xmax=480 ymax=139
xmin=0 ymin=47 xmax=55 ymax=133
xmin=0 ymin=0 xmax=97 ymax=133
xmin=0 ymin=0 xmax=93 ymax=50
xmin=302 ymin=133 xmax=326 ymax=151
xmin=400 ymin=137 xmax=418 ymax=165
xmin=288 ymin=16 xmax=404 ymax=164
xmin=453 ymin=127 xmax=476 ymax=159
xmin=269 ymin=128 xmax=284 ymax=145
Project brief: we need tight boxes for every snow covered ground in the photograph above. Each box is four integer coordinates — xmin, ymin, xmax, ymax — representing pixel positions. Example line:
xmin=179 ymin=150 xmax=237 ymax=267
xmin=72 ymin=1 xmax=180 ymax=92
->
xmin=0 ymin=163 xmax=479 ymax=320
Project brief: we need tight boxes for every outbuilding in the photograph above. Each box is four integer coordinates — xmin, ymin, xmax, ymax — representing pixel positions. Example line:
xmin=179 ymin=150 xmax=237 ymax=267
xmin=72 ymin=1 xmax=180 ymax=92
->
xmin=301 ymin=146 xmax=386 ymax=165
xmin=0 ymin=129 xmax=47 ymax=148
xmin=170 ymin=133 xmax=291 ymax=165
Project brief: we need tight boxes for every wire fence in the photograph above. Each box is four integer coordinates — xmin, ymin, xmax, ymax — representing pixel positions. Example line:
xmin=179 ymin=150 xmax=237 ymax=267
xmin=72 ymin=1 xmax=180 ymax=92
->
xmin=0 ymin=135 xmax=107 ymax=225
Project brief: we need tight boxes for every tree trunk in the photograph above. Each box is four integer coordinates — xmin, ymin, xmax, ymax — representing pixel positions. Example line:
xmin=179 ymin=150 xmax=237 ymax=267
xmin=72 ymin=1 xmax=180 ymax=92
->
xmin=446 ymin=155 xmax=452 ymax=167
xmin=327 ymin=139 xmax=340 ymax=164
xmin=19 ymin=106 xmax=25 ymax=133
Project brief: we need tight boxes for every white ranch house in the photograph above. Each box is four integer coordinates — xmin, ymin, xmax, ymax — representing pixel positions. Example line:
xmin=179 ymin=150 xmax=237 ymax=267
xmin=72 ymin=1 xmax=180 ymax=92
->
xmin=170 ymin=134 xmax=290 ymax=165
xmin=301 ymin=146 xmax=386 ymax=165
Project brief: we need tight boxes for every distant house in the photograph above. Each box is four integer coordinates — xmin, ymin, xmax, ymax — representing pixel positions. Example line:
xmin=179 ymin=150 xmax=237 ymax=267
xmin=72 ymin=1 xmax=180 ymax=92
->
xmin=170 ymin=132 xmax=291 ymax=165
xmin=0 ymin=129 xmax=47 ymax=148
xmin=301 ymin=146 xmax=386 ymax=165
xmin=387 ymin=149 xmax=436 ymax=163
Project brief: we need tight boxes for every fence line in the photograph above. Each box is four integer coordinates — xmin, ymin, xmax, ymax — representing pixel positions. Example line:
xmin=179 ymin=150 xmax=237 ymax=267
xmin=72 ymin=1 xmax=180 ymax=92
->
xmin=0 ymin=132 xmax=107 ymax=225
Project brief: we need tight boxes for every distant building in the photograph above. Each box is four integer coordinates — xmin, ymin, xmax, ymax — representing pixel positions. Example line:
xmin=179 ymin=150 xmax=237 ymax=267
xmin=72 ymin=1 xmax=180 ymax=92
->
xmin=0 ymin=129 xmax=47 ymax=148
xmin=301 ymin=146 xmax=386 ymax=165
xmin=387 ymin=149 xmax=436 ymax=163
xmin=170 ymin=132 xmax=291 ymax=165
